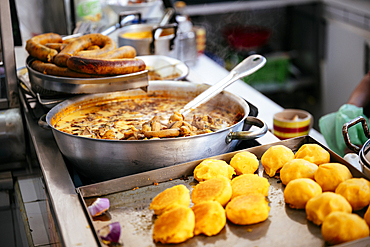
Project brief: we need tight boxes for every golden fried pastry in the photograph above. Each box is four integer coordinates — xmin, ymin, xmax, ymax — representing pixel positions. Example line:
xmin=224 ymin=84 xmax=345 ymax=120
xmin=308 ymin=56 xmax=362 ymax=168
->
xmin=294 ymin=144 xmax=330 ymax=165
xmin=191 ymin=177 xmax=232 ymax=207
xmin=192 ymin=201 xmax=226 ymax=236
xmin=261 ymin=145 xmax=294 ymax=177
xmin=305 ymin=192 xmax=352 ymax=225
xmin=280 ymin=159 xmax=318 ymax=185
xmin=229 ymin=151 xmax=259 ymax=175
xmin=153 ymin=205 xmax=195 ymax=244
xmin=335 ymin=178 xmax=370 ymax=211
xmin=230 ymin=174 xmax=270 ymax=199
xmin=225 ymin=194 xmax=270 ymax=225
xmin=314 ymin=163 xmax=353 ymax=192
xmin=321 ymin=211 xmax=370 ymax=245
xmin=149 ymin=184 xmax=190 ymax=216
xmin=284 ymin=178 xmax=322 ymax=209
xmin=193 ymin=159 xmax=235 ymax=182
xmin=364 ymin=205 xmax=370 ymax=227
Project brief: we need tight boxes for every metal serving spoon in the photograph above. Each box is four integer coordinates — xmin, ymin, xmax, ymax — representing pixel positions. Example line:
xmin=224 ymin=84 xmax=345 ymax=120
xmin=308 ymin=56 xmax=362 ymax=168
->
xmin=179 ymin=54 xmax=267 ymax=116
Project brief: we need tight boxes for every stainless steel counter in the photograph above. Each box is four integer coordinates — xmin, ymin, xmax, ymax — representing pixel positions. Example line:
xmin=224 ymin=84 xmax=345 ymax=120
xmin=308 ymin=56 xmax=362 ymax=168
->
xmin=19 ymin=91 xmax=97 ymax=246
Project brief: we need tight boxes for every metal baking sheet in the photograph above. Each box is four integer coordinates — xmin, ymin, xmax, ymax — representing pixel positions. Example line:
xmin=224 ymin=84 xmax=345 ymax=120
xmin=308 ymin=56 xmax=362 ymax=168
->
xmin=77 ymin=136 xmax=370 ymax=247
xmin=26 ymin=56 xmax=149 ymax=94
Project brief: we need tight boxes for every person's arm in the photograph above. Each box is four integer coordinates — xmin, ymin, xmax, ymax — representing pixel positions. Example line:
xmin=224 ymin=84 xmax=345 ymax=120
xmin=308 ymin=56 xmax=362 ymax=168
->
xmin=347 ymin=72 xmax=370 ymax=108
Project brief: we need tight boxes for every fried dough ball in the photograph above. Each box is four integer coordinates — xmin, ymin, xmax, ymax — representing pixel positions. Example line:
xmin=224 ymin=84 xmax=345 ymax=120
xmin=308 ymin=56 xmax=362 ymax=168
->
xmin=314 ymin=163 xmax=353 ymax=192
xmin=229 ymin=151 xmax=259 ymax=175
xmin=284 ymin=178 xmax=322 ymax=209
xmin=230 ymin=174 xmax=270 ymax=199
xmin=305 ymin=192 xmax=352 ymax=225
xmin=191 ymin=177 xmax=232 ymax=207
xmin=280 ymin=159 xmax=318 ymax=185
xmin=193 ymin=159 xmax=235 ymax=182
xmin=294 ymin=144 xmax=330 ymax=165
xmin=153 ymin=205 xmax=195 ymax=244
xmin=225 ymin=194 xmax=270 ymax=225
xmin=335 ymin=178 xmax=370 ymax=211
xmin=364 ymin=206 xmax=370 ymax=227
xmin=149 ymin=184 xmax=190 ymax=216
xmin=191 ymin=201 xmax=226 ymax=236
xmin=321 ymin=212 xmax=370 ymax=245
xmin=261 ymin=145 xmax=294 ymax=177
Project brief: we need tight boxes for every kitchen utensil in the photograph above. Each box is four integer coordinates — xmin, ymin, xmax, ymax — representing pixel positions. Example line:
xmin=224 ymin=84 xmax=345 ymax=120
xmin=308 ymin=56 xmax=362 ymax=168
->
xmin=26 ymin=56 xmax=148 ymax=96
xmin=118 ymin=22 xmax=178 ymax=55
xmin=180 ymin=54 xmax=266 ymax=116
xmin=148 ymin=63 xmax=180 ymax=72
xmin=342 ymin=116 xmax=370 ymax=179
xmin=154 ymin=7 xmax=175 ymax=39
xmin=100 ymin=11 xmax=141 ymax=36
xmin=138 ymin=55 xmax=188 ymax=80
xmin=41 ymin=80 xmax=267 ymax=182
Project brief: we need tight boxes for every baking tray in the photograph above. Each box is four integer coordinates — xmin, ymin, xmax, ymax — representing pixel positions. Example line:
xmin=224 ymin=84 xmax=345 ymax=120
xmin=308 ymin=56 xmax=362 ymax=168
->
xmin=77 ymin=136 xmax=370 ymax=247
xmin=26 ymin=56 xmax=149 ymax=95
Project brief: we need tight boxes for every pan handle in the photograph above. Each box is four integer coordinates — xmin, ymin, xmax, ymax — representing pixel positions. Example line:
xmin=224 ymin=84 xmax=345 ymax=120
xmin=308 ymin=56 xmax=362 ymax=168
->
xmin=100 ymin=11 xmax=142 ymax=36
xmin=225 ymin=116 xmax=268 ymax=143
xmin=150 ymin=23 xmax=178 ymax=54
xmin=38 ymin=114 xmax=51 ymax=130
xmin=342 ymin=116 xmax=370 ymax=153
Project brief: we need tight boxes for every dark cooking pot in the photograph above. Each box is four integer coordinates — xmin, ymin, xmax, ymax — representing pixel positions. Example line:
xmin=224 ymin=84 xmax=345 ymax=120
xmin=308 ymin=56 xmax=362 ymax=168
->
xmin=342 ymin=116 xmax=370 ymax=179
xmin=42 ymin=81 xmax=267 ymax=182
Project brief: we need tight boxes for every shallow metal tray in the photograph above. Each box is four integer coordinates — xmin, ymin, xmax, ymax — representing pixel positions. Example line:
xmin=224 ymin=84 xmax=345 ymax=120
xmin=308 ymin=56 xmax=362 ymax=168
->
xmin=77 ymin=136 xmax=370 ymax=247
xmin=26 ymin=56 xmax=149 ymax=95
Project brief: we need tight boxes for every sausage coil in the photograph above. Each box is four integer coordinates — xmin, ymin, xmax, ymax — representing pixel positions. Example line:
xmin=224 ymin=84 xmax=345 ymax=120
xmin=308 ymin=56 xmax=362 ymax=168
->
xmin=67 ymin=56 xmax=146 ymax=76
xmin=54 ymin=33 xmax=115 ymax=67
xmin=31 ymin=60 xmax=100 ymax=78
xmin=75 ymin=45 xmax=137 ymax=59
xmin=25 ymin=33 xmax=63 ymax=62
xmin=44 ymin=43 xmax=67 ymax=52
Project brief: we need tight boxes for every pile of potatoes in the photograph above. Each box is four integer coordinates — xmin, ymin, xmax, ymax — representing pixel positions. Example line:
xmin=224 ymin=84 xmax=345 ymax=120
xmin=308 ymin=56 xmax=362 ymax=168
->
xmin=149 ymin=143 xmax=370 ymax=245
xmin=262 ymin=143 xmax=370 ymax=245
xmin=149 ymin=151 xmax=270 ymax=244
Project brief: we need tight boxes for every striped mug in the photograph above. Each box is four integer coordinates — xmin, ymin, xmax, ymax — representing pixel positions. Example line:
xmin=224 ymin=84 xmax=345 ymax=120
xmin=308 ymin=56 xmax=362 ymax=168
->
xmin=273 ymin=109 xmax=313 ymax=140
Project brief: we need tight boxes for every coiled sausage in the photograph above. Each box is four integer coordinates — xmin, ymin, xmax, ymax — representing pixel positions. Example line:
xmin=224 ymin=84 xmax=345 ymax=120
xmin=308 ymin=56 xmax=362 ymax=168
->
xmin=25 ymin=33 xmax=63 ymax=62
xmin=44 ymin=43 xmax=67 ymax=52
xmin=66 ymin=56 xmax=146 ymax=76
xmin=75 ymin=45 xmax=137 ymax=59
xmin=54 ymin=33 xmax=115 ymax=67
xmin=31 ymin=60 xmax=100 ymax=78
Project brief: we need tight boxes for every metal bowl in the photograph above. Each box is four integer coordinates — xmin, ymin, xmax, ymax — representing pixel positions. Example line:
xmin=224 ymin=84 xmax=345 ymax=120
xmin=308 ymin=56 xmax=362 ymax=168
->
xmin=26 ymin=56 xmax=149 ymax=96
xmin=138 ymin=55 xmax=189 ymax=80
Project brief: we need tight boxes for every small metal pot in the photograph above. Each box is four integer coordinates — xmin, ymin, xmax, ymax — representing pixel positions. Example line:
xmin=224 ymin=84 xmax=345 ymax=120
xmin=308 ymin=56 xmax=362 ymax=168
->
xmin=118 ymin=23 xmax=178 ymax=56
xmin=42 ymin=81 xmax=267 ymax=182
xmin=342 ymin=116 xmax=370 ymax=179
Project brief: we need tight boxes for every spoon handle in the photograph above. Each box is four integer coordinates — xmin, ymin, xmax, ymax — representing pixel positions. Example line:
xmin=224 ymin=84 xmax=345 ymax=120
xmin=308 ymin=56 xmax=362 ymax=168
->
xmin=180 ymin=54 xmax=266 ymax=116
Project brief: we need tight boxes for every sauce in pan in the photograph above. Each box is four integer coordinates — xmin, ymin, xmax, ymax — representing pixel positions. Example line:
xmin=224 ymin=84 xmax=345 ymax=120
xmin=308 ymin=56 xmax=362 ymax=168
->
xmin=53 ymin=95 xmax=244 ymax=140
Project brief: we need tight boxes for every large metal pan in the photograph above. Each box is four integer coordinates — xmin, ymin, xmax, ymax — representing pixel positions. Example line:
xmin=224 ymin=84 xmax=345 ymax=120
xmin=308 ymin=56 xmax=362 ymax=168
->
xmin=43 ymin=81 xmax=267 ymax=182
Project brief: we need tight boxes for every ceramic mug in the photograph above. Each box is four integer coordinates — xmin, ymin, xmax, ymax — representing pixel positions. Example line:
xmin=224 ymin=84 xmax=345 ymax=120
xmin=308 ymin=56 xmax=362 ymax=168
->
xmin=273 ymin=109 xmax=313 ymax=140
